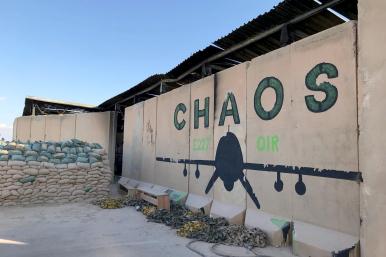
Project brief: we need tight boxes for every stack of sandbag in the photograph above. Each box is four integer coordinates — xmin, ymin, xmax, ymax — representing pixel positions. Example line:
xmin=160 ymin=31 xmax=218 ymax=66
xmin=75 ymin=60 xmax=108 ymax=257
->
xmin=0 ymin=139 xmax=112 ymax=206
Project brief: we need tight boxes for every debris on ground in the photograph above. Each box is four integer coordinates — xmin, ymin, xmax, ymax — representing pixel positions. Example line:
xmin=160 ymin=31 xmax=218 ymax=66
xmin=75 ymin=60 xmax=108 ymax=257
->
xmin=93 ymin=198 xmax=123 ymax=209
xmin=218 ymin=224 xmax=268 ymax=248
xmin=94 ymin=196 xmax=268 ymax=248
xmin=142 ymin=206 xmax=157 ymax=216
xmin=177 ymin=221 xmax=208 ymax=237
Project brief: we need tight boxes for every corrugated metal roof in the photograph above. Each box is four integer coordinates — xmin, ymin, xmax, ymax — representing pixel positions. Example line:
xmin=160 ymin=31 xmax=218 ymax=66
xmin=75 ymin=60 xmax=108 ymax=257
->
xmin=211 ymin=0 xmax=345 ymax=62
xmin=23 ymin=96 xmax=98 ymax=116
xmin=98 ymin=74 xmax=166 ymax=109
xmin=97 ymin=0 xmax=357 ymax=111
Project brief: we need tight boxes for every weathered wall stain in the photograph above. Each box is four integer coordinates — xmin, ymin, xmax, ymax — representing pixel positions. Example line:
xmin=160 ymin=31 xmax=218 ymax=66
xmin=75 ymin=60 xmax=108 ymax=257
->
xmin=145 ymin=120 xmax=155 ymax=145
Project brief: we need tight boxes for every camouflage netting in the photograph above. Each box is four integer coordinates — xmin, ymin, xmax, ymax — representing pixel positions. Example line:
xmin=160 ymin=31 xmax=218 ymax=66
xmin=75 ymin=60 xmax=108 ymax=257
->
xmin=94 ymin=197 xmax=268 ymax=248
xmin=0 ymin=139 xmax=112 ymax=206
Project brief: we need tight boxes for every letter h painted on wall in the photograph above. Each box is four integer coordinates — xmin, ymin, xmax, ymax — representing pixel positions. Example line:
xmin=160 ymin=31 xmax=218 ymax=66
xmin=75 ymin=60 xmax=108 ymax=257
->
xmin=194 ymin=97 xmax=210 ymax=129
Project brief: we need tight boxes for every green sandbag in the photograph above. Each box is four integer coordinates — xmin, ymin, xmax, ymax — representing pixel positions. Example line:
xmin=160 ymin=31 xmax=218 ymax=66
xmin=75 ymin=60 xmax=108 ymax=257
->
xmin=11 ymin=155 xmax=25 ymax=161
xmin=40 ymin=151 xmax=52 ymax=158
xmin=62 ymin=147 xmax=70 ymax=154
xmin=168 ymin=190 xmax=188 ymax=205
xmin=26 ymin=155 xmax=37 ymax=161
xmin=89 ymin=157 xmax=99 ymax=164
xmin=71 ymin=138 xmax=84 ymax=145
xmin=83 ymin=146 xmax=92 ymax=153
xmin=67 ymin=153 xmax=78 ymax=159
xmin=76 ymin=157 xmax=89 ymax=163
xmin=19 ymin=176 xmax=36 ymax=184
xmin=88 ymin=152 xmax=102 ymax=160
xmin=25 ymin=150 xmax=38 ymax=157
xmin=61 ymin=158 xmax=72 ymax=164
xmin=91 ymin=143 xmax=103 ymax=149
xmin=84 ymin=187 xmax=92 ymax=192
xmin=49 ymin=158 xmax=61 ymax=164
xmin=0 ymin=155 xmax=9 ymax=161
xmin=8 ymin=150 xmax=22 ymax=155
xmin=32 ymin=142 xmax=41 ymax=151
xmin=37 ymin=156 xmax=49 ymax=162
xmin=53 ymin=152 xmax=65 ymax=159
xmin=69 ymin=147 xmax=77 ymax=155
xmin=47 ymin=145 xmax=56 ymax=154
xmin=78 ymin=152 xmax=87 ymax=158
xmin=61 ymin=141 xmax=71 ymax=148
xmin=41 ymin=143 xmax=48 ymax=151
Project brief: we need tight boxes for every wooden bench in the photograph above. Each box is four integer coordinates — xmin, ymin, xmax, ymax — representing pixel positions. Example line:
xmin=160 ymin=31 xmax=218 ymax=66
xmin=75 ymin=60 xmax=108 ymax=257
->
xmin=137 ymin=190 xmax=170 ymax=211
xmin=118 ymin=177 xmax=139 ymax=197
xmin=118 ymin=177 xmax=170 ymax=211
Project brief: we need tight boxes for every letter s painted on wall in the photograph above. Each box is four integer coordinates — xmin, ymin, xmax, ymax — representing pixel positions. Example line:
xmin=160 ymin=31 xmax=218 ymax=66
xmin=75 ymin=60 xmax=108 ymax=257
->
xmin=305 ymin=62 xmax=339 ymax=113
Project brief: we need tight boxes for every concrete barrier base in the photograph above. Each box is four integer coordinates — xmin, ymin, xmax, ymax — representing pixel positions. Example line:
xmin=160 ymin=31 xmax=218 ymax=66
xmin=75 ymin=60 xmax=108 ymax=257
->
xmin=292 ymin=221 xmax=359 ymax=257
xmin=245 ymin=209 xmax=290 ymax=247
xmin=209 ymin=200 xmax=245 ymax=225
xmin=185 ymin=193 xmax=212 ymax=214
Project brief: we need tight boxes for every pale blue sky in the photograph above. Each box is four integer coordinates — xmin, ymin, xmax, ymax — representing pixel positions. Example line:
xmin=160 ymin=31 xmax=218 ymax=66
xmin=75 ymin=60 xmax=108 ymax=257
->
xmin=0 ymin=0 xmax=282 ymax=140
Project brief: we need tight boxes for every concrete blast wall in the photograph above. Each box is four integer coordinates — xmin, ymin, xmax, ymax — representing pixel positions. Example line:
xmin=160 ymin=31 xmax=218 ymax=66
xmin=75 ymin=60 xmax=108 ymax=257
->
xmin=122 ymin=22 xmax=360 ymax=254
xmin=358 ymin=0 xmax=386 ymax=256
xmin=13 ymin=112 xmax=116 ymax=169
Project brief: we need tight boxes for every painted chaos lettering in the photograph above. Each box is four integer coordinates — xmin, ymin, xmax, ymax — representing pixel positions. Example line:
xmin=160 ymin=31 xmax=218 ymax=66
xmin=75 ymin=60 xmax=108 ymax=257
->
xmin=174 ymin=62 xmax=339 ymax=130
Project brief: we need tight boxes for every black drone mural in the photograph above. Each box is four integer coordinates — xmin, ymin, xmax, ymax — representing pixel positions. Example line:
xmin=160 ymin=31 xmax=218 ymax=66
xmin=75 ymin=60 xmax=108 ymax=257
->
xmin=156 ymin=132 xmax=362 ymax=209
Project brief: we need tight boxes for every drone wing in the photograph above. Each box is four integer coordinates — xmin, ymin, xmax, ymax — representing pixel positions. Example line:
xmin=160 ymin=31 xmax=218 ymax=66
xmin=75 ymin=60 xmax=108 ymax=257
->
xmin=239 ymin=175 xmax=261 ymax=209
xmin=205 ymin=169 xmax=219 ymax=194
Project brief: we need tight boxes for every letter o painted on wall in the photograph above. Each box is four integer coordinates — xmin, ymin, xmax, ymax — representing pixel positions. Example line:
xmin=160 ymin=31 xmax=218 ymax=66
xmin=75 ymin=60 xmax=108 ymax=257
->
xmin=254 ymin=77 xmax=284 ymax=120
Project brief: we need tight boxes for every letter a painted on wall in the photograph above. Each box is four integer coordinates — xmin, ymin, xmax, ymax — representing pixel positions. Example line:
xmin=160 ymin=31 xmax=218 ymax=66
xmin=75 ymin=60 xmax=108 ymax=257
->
xmin=305 ymin=62 xmax=338 ymax=113
xmin=218 ymin=92 xmax=240 ymax=126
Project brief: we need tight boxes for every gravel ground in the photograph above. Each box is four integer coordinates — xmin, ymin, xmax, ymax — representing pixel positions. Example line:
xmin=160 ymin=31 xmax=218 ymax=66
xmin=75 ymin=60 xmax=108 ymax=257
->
xmin=0 ymin=203 xmax=296 ymax=257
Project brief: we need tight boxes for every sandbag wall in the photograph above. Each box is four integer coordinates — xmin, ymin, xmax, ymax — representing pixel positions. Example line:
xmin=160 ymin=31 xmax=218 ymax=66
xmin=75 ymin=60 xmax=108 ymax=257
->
xmin=0 ymin=140 xmax=112 ymax=206
xmin=122 ymin=21 xmax=360 ymax=254
xmin=13 ymin=111 xmax=116 ymax=170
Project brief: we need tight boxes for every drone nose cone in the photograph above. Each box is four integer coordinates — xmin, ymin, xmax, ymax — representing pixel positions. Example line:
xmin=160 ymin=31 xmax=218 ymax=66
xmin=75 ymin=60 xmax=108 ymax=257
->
xmin=224 ymin=181 xmax=234 ymax=191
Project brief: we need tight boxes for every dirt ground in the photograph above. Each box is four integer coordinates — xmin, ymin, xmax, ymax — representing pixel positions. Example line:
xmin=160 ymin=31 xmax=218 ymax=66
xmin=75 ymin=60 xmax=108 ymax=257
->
xmin=0 ymin=203 xmax=296 ymax=257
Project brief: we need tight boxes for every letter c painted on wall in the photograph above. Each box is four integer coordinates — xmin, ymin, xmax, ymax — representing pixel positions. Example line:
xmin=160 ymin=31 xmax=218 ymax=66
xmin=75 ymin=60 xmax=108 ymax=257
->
xmin=174 ymin=103 xmax=187 ymax=130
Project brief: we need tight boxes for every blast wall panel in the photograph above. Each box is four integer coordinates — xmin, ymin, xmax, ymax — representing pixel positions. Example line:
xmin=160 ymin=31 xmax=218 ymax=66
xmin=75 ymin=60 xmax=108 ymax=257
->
xmin=212 ymin=62 xmax=248 ymax=209
xmin=122 ymin=102 xmax=144 ymax=179
xmin=189 ymin=76 xmax=215 ymax=197
xmin=155 ymin=85 xmax=190 ymax=192
xmin=140 ymin=98 xmax=157 ymax=184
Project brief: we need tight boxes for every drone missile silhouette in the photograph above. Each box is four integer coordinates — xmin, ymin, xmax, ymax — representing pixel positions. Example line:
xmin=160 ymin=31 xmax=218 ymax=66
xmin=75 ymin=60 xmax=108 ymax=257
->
xmin=156 ymin=131 xmax=362 ymax=209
